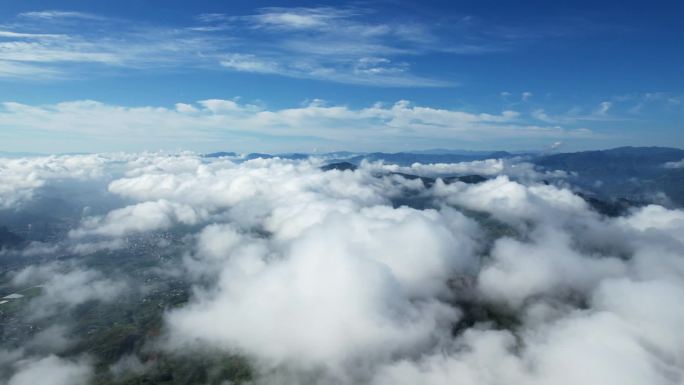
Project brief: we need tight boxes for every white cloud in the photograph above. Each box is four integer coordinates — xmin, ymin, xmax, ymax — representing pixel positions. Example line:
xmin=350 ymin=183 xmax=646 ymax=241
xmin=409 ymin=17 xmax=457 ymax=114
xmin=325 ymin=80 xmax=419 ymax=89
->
xmin=0 ymin=154 xmax=108 ymax=208
xmin=1 ymin=5 xmax=577 ymax=86
xmin=0 ymin=60 xmax=60 ymax=79
xmin=530 ymin=105 xmax=623 ymax=124
xmin=251 ymin=7 xmax=352 ymax=30
xmin=616 ymin=204 xmax=684 ymax=244
xmin=69 ymin=199 xmax=208 ymax=238
xmin=0 ymin=31 xmax=64 ymax=39
xmin=12 ymin=262 xmax=128 ymax=319
xmin=197 ymin=98 xmax=243 ymax=113
xmin=432 ymin=175 xmax=589 ymax=226
xmin=7 ymin=355 xmax=92 ymax=385
xmin=478 ymin=227 xmax=626 ymax=308
xmin=531 ymin=108 xmax=553 ymax=122
xmin=374 ymin=158 xmax=567 ymax=182
xmin=174 ymin=103 xmax=198 ymax=113
xmin=0 ymin=7 xmax=452 ymax=86
xmin=109 ymin=354 xmax=151 ymax=379
xmin=0 ymin=99 xmax=593 ymax=153
xmin=4 ymin=153 xmax=684 ymax=384
xmin=25 ymin=325 xmax=73 ymax=353
xmin=220 ymin=54 xmax=280 ymax=74
xmin=165 ymin=205 xmax=475 ymax=370
xmin=0 ymin=13 xmax=232 ymax=79
xmin=371 ymin=307 xmax=679 ymax=385
xmin=0 ymin=40 xmax=121 ymax=64
xmin=376 ymin=158 xmax=507 ymax=177
xmin=664 ymin=159 xmax=684 ymax=169
xmin=597 ymin=101 xmax=612 ymax=115
xmin=18 ymin=11 xmax=101 ymax=20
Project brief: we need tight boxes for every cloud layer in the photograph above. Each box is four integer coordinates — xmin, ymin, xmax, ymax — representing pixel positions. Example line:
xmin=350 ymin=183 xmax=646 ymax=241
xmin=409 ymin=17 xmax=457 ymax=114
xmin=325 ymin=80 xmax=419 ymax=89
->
xmin=2 ymin=153 xmax=684 ymax=384
xmin=0 ymin=99 xmax=594 ymax=153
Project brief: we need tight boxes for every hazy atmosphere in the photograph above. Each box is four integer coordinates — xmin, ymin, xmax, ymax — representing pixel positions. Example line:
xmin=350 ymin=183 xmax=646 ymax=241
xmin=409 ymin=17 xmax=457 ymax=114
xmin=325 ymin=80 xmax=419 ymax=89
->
xmin=1 ymin=1 xmax=683 ymax=385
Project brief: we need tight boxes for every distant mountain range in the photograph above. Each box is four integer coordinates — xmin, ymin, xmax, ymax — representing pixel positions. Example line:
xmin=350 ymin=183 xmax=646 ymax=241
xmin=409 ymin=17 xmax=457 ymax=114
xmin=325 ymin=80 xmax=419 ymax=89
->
xmin=534 ymin=147 xmax=684 ymax=174
xmin=205 ymin=149 xmax=524 ymax=164
xmin=532 ymin=147 xmax=684 ymax=206
xmin=207 ymin=146 xmax=684 ymax=169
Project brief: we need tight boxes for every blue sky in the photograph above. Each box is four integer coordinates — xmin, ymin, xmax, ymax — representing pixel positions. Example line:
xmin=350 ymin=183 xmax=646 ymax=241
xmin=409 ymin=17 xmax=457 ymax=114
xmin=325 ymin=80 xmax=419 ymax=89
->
xmin=0 ymin=0 xmax=682 ymax=153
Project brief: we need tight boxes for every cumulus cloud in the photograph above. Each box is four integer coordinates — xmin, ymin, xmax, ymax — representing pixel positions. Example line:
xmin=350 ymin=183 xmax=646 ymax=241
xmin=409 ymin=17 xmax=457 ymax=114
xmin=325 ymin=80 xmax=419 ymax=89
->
xmin=432 ymin=175 xmax=589 ymax=227
xmin=69 ymin=199 xmax=208 ymax=238
xmin=370 ymin=308 xmax=679 ymax=385
xmin=0 ymin=154 xmax=109 ymax=208
xmin=3 ymin=152 xmax=684 ymax=385
xmin=377 ymin=158 xmax=508 ymax=176
xmin=478 ymin=227 xmax=626 ymax=308
xmin=373 ymin=158 xmax=568 ymax=182
xmin=166 ymin=205 xmax=477 ymax=372
xmin=616 ymin=204 xmax=684 ymax=244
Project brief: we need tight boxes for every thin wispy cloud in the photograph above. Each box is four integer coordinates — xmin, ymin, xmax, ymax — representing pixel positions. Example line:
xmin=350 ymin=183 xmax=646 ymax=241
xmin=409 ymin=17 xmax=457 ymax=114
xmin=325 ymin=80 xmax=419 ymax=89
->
xmin=18 ymin=10 xmax=104 ymax=21
xmin=201 ymin=6 xmax=457 ymax=86
xmin=596 ymin=101 xmax=612 ymax=115
xmin=0 ymin=30 xmax=64 ymax=39
xmin=0 ymin=60 xmax=59 ymax=79
xmin=530 ymin=95 xmax=683 ymax=125
xmin=619 ymin=92 xmax=683 ymax=114
xmin=0 ymin=6 xmax=591 ymax=86
xmin=220 ymin=54 xmax=280 ymax=74
xmin=0 ymin=15 xmax=233 ymax=80
xmin=531 ymin=105 xmax=621 ymax=124
xmin=249 ymin=7 xmax=359 ymax=30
